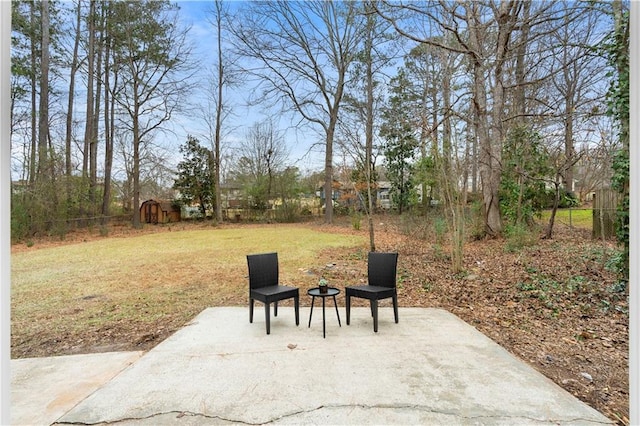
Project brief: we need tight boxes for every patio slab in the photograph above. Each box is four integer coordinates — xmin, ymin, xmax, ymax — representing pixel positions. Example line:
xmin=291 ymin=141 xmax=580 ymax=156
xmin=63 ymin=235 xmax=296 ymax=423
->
xmin=11 ymin=351 xmax=143 ymax=426
xmin=12 ymin=307 xmax=613 ymax=425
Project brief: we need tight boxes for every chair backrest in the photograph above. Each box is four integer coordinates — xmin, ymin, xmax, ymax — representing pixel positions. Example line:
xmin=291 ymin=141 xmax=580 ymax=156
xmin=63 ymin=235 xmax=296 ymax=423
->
xmin=367 ymin=252 xmax=398 ymax=288
xmin=247 ymin=252 xmax=279 ymax=289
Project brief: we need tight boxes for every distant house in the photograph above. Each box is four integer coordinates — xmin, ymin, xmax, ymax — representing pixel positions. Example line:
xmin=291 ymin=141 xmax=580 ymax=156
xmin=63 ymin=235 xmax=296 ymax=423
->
xmin=316 ymin=180 xmax=347 ymax=210
xmin=139 ymin=199 xmax=181 ymax=224
xmin=376 ymin=182 xmax=392 ymax=210
xmin=315 ymin=180 xmax=385 ymax=211
xmin=316 ymin=180 xmax=428 ymax=211
xmin=220 ymin=183 xmax=244 ymax=210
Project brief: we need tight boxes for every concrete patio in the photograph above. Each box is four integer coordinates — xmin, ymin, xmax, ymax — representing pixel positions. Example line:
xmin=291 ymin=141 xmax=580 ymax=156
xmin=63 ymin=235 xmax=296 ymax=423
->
xmin=11 ymin=307 xmax=613 ymax=425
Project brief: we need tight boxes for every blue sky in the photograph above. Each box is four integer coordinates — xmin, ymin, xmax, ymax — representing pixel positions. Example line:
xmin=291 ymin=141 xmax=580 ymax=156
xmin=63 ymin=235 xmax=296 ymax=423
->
xmin=170 ymin=1 xmax=328 ymax=175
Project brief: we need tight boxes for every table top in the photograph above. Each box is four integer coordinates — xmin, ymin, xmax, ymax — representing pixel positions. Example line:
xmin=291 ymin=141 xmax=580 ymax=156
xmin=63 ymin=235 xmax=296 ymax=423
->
xmin=307 ymin=287 xmax=340 ymax=297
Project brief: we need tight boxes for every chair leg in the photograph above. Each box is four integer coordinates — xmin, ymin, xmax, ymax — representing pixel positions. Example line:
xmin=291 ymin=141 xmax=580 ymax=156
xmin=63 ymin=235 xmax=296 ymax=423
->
xmin=346 ymin=294 xmax=351 ymax=325
xmin=265 ymin=303 xmax=271 ymax=335
xmin=393 ymin=293 xmax=399 ymax=323
xmin=249 ymin=298 xmax=254 ymax=323
xmin=372 ymin=299 xmax=378 ymax=332
xmin=369 ymin=300 xmax=374 ymax=317
xmin=274 ymin=301 xmax=278 ymax=317
xmin=294 ymin=295 xmax=299 ymax=326
xmin=309 ymin=296 xmax=315 ymax=327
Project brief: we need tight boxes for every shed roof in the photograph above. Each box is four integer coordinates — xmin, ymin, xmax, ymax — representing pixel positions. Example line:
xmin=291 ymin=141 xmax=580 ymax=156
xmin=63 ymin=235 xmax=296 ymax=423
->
xmin=141 ymin=199 xmax=179 ymax=212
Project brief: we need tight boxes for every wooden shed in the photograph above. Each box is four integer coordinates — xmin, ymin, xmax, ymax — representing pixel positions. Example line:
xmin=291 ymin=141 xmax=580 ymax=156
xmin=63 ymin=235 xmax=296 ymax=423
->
xmin=140 ymin=199 xmax=181 ymax=224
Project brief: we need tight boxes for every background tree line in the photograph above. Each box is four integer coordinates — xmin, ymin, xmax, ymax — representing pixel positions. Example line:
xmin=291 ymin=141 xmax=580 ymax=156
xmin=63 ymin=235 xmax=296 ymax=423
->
xmin=11 ymin=0 xmax=194 ymax=235
xmin=10 ymin=0 xmax=628 ymax=284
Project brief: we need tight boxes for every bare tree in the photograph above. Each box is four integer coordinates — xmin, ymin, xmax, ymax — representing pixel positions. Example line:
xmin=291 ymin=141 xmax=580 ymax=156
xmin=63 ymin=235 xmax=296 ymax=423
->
xmin=574 ymin=119 xmax=617 ymax=202
xmin=542 ymin=147 xmax=583 ymax=239
xmin=337 ymin=0 xmax=399 ymax=250
xmin=479 ymin=1 xmax=520 ymax=237
xmin=212 ymin=0 xmax=224 ymax=224
xmin=109 ymin=0 xmax=196 ymax=228
xmin=358 ymin=1 xmax=379 ymax=250
xmin=234 ymin=120 xmax=290 ymax=210
xmin=376 ymin=1 xmax=519 ymax=237
xmin=534 ymin=3 xmax=608 ymax=195
xmin=231 ymin=1 xmax=364 ymax=224
xmin=377 ymin=1 xmax=583 ymax=238
xmin=203 ymin=0 xmax=240 ymax=223
xmin=114 ymin=127 xmax=174 ymax=216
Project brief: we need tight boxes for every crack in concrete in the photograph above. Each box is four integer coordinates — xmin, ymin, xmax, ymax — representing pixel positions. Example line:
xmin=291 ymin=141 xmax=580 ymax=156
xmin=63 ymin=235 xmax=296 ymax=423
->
xmin=52 ymin=405 xmax=614 ymax=425
xmin=267 ymin=403 xmax=614 ymax=425
xmin=53 ymin=410 xmax=257 ymax=425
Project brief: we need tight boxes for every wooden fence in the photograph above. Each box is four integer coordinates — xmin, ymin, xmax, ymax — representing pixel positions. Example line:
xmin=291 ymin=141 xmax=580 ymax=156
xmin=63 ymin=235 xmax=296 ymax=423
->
xmin=592 ymin=189 xmax=621 ymax=240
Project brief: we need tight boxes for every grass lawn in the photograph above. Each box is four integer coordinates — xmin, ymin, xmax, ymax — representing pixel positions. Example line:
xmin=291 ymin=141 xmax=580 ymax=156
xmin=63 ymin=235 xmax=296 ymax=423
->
xmin=11 ymin=224 xmax=366 ymax=357
xmin=540 ymin=208 xmax=592 ymax=230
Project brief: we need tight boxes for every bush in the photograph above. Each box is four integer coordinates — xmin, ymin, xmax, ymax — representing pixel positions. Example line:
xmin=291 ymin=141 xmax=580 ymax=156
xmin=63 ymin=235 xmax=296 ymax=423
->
xmin=543 ymin=189 xmax=579 ymax=209
xmin=275 ymin=201 xmax=301 ymax=223
xmin=467 ymin=201 xmax=486 ymax=241
xmin=397 ymin=210 xmax=441 ymax=241
xmin=333 ymin=203 xmax=350 ymax=216
xmin=504 ymin=223 xmax=538 ymax=252
xmin=351 ymin=212 xmax=362 ymax=230
xmin=11 ymin=196 xmax=31 ymax=243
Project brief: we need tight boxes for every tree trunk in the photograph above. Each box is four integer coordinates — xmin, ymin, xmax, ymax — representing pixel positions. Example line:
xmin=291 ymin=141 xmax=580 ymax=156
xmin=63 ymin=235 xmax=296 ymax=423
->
xmin=428 ymin=83 xmax=439 ymax=209
xmin=37 ymin=0 xmax=50 ymax=182
xmin=364 ymin=1 xmax=376 ymax=252
xmin=90 ymin=7 xmax=104 ymax=216
xmin=325 ymin=64 xmax=347 ymax=225
xmin=29 ymin=1 xmax=37 ymax=185
xmin=513 ymin=2 xmax=530 ymax=227
xmin=65 ymin=0 xmax=82 ymax=217
xmin=486 ymin=1 xmax=518 ymax=237
xmin=131 ymin=69 xmax=141 ymax=229
xmin=470 ymin=107 xmax=478 ymax=194
xmin=214 ymin=0 xmax=224 ymax=223
xmin=442 ymin=58 xmax=452 ymax=178
xmin=544 ymin=180 xmax=561 ymax=239
xmin=564 ymin=103 xmax=575 ymax=192
xmin=442 ymin=58 xmax=463 ymax=272
xmin=612 ymin=0 xmax=629 ymax=163
xmin=324 ymin=133 xmax=334 ymax=224
xmin=132 ymin=108 xmax=141 ymax=229
xmin=82 ymin=0 xmax=95 ymax=220
xmin=102 ymin=0 xmax=113 ymax=223
xmin=467 ymin=2 xmax=501 ymax=238
xmin=472 ymin=0 xmax=519 ymax=238
xmin=513 ymin=0 xmax=529 ymax=124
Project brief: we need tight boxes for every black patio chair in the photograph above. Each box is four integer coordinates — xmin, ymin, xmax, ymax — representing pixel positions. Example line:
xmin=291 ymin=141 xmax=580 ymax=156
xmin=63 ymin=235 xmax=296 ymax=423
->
xmin=247 ymin=252 xmax=299 ymax=335
xmin=345 ymin=252 xmax=399 ymax=332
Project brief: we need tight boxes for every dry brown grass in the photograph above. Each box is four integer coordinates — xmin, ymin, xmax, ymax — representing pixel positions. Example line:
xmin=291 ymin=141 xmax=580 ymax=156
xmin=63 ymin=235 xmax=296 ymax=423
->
xmin=11 ymin=222 xmax=366 ymax=357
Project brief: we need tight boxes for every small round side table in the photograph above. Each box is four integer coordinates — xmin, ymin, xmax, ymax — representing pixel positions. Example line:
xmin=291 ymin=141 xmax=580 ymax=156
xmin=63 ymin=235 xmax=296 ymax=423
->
xmin=307 ymin=287 xmax=341 ymax=338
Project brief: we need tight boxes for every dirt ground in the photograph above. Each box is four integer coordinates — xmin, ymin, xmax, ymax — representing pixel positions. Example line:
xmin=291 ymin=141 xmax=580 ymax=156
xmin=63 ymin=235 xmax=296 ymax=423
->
xmin=11 ymin=216 xmax=629 ymax=424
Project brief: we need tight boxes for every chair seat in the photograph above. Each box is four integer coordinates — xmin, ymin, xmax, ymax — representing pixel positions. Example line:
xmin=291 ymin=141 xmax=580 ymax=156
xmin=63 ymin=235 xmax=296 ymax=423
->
xmin=251 ymin=285 xmax=298 ymax=302
xmin=346 ymin=285 xmax=395 ymax=299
